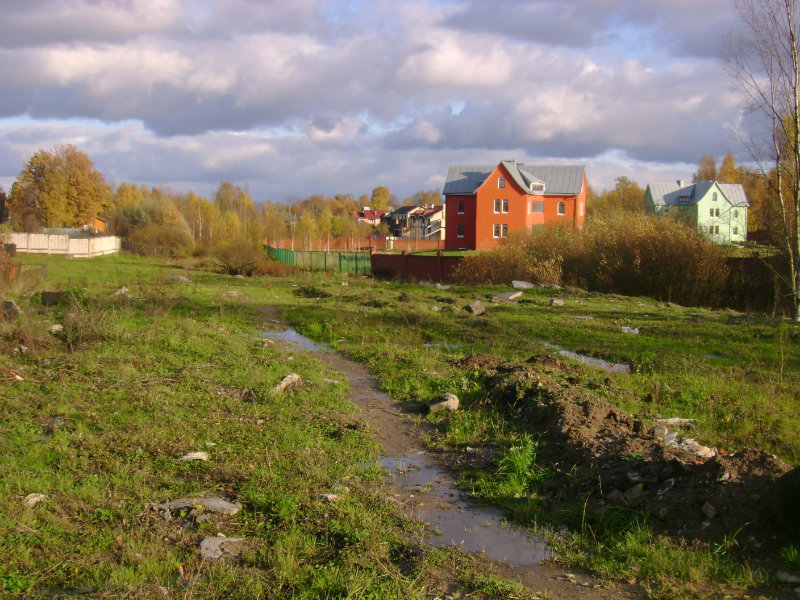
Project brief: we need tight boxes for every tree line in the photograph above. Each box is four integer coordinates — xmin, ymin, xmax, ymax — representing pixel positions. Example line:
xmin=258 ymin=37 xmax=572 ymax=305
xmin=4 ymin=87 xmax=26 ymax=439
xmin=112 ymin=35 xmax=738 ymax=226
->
xmin=2 ymin=144 xmax=445 ymax=257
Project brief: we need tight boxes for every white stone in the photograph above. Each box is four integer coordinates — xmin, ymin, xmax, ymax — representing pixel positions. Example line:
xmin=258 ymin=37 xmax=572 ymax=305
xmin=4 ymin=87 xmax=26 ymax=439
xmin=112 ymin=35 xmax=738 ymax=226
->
xmin=178 ymin=452 xmax=209 ymax=462
xmin=23 ymin=493 xmax=47 ymax=508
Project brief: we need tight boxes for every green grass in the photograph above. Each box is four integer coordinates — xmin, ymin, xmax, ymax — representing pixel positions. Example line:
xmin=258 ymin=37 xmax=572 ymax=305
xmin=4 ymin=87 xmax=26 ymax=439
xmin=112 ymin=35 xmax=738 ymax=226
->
xmin=3 ymin=253 xmax=799 ymax=598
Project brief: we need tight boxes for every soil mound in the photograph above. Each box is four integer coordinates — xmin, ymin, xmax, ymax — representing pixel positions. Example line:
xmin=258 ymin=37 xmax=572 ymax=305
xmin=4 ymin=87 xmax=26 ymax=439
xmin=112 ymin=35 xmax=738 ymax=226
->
xmin=473 ymin=360 xmax=793 ymax=548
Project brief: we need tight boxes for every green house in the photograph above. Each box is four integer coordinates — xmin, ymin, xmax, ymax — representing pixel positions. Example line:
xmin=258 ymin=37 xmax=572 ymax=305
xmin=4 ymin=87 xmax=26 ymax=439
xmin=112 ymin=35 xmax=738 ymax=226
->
xmin=644 ymin=180 xmax=749 ymax=244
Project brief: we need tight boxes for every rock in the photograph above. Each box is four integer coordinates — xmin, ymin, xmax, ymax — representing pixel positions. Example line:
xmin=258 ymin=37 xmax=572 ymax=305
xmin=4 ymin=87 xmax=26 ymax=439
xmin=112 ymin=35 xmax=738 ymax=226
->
xmin=40 ymin=291 xmax=65 ymax=306
xmin=776 ymin=571 xmax=800 ymax=584
xmin=170 ymin=275 xmax=191 ymax=283
xmin=155 ymin=496 xmax=242 ymax=516
xmin=112 ymin=286 xmax=130 ymax=297
xmin=772 ymin=466 xmax=800 ymax=538
xmin=512 ymin=280 xmax=535 ymax=289
xmin=677 ymin=438 xmax=716 ymax=459
xmin=199 ymin=536 xmax=247 ymax=560
xmin=2 ymin=300 xmax=22 ymax=319
xmin=49 ymin=324 xmax=64 ymax=333
xmin=492 ymin=291 xmax=522 ymax=303
xmin=428 ymin=393 xmax=460 ymax=413
xmin=623 ymin=484 xmax=644 ymax=506
xmin=657 ymin=417 xmax=697 ymax=428
xmin=701 ymin=501 xmax=717 ymax=519
xmin=223 ymin=290 xmax=244 ymax=298
xmin=653 ymin=425 xmax=668 ymax=439
xmin=178 ymin=451 xmax=209 ymax=462
xmin=621 ymin=326 xmax=640 ymax=335
xmin=23 ymin=493 xmax=48 ymax=508
xmin=319 ymin=493 xmax=342 ymax=502
xmin=466 ymin=300 xmax=485 ymax=316
xmin=549 ymin=298 xmax=564 ymax=306
xmin=607 ymin=489 xmax=628 ymax=508
xmin=272 ymin=373 xmax=303 ymax=395
xmin=434 ymin=283 xmax=450 ymax=290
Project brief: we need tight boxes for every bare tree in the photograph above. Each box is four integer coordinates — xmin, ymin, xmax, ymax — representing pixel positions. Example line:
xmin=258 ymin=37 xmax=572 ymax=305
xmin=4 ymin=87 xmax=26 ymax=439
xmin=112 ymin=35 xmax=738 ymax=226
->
xmin=730 ymin=0 xmax=800 ymax=320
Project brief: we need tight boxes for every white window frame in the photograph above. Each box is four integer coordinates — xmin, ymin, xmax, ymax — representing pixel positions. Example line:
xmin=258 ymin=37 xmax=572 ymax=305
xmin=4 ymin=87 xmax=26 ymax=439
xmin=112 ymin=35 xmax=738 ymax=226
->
xmin=502 ymin=199 xmax=509 ymax=213
xmin=501 ymin=224 xmax=508 ymax=238
xmin=493 ymin=224 xmax=501 ymax=238
xmin=557 ymin=201 xmax=565 ymax=216
xmin=457 ymin=201 xmax=465 ymax=214
xmin=498 ymin=177 xmax=505 ymax=189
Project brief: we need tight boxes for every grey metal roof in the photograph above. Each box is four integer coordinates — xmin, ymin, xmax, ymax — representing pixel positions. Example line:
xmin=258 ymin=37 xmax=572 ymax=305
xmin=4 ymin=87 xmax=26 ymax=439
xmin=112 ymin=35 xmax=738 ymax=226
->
xmin=443 ymin=161 xmax=585 ymax=196
xmin=647 ymin=181 xmax=749 ymax=207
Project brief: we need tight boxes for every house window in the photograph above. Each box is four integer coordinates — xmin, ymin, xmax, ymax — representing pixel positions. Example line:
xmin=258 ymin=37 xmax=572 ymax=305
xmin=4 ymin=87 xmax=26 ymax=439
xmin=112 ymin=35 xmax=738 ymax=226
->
xmin=457 ymin=201 xmax=464 ymax=214
xmin=710 ymin=225 xmax=719 ymax=235
xmin=498 ymin=177 xmax=505 ymax=189
xmin=457 ymin=223 xmax=464 ymax=238
xmin=502 ymin=199 xmax=509 ymax=213
xmin=710 ymin=209 xmax=714 ymax=217
xmin=494 ymin=199 xmax=501 ymax=213
xmin=713 ymin=192 xmax=718 ymax=201
xmin=679 ymin=195 xmax=689 ymax=203
xmin=493 ymin=224 xmax=508 ymax=238
xmin=531 ymin=201 xmax=544 ymax=213
xmin=733 ymin=226 xmax=738 ymax=235
xmin=557 ymin=202 xmax=565 ymax=215
xmin=664 ymin=208 xmax=670 ymax=216
xmin=715 ymin=225 xmax=719 ymax=234
xmin=733 ymin=209 xmax=738 ymax=218
xmin=716 ymin=208 xmax=720 ymax=217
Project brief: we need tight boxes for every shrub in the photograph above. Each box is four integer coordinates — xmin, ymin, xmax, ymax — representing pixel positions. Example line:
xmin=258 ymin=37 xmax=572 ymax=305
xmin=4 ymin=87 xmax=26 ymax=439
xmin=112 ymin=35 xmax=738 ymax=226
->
xmin=453 ymin=226 xmax=579 ymax=285
xmin=212 ymin=241 xmax=266 ymax=276
xmin=453 ymin=215 xmax=728 ymax=307
xmin=581 ymin=214 xmax=728 ymax=306
xmin=128 ymin=222 xmax=194 ymax=258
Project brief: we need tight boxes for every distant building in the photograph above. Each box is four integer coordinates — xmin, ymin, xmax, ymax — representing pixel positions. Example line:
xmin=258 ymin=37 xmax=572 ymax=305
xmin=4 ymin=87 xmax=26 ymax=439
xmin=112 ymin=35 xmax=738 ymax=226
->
xmin=442 ymin=160 xmax=586 ymax=250
xmin=356 ymin=208 xmax=388 ymax=227
xmin=644 ymin=180 xmax=749 ymax=244
xmin=409 ymin=205 xmax=445 ymax=241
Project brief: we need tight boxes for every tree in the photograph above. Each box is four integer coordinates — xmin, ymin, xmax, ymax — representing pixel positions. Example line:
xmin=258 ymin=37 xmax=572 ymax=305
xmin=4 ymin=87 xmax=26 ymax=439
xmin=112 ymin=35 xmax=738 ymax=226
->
xmin=693 ymin=154 xmax=718 ymax=182
xmin=370 ymin=186 xmax=391 ymax=211
xmin=718 ymin=152 xmax=741 ymax=183
xmin=8 ymin=145 xmax=111 ymax=229
xmin=730 ymin=0 xmax=800 ymax=320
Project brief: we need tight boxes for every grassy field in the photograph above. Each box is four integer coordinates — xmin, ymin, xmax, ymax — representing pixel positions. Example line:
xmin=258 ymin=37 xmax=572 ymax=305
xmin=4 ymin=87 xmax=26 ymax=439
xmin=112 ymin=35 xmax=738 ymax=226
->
xmin=1 ymin=254 xmax=798 ymax=599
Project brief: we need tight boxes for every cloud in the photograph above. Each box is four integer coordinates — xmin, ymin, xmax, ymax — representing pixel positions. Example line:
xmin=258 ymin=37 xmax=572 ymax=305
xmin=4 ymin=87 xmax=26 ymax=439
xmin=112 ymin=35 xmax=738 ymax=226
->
xmin=0 ymin=0 xmax=752 ymax=200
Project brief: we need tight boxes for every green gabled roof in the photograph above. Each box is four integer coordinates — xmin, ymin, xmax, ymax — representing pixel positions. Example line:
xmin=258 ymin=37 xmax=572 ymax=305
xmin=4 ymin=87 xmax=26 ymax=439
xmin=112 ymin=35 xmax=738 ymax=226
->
xmin=443 ymin=161 xmax=585 ymax=196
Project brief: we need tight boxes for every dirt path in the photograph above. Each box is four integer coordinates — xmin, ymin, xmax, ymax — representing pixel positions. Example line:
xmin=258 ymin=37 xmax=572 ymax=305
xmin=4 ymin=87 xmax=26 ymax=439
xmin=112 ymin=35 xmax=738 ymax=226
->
xmin=259 ymin=311 xmax=647 ymax=599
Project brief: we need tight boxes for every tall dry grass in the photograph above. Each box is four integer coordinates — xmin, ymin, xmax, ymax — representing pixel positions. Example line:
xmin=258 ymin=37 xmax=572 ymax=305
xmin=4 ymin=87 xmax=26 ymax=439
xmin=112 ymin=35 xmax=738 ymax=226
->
xmin=454 ymin=215 xmax=729 ymax=306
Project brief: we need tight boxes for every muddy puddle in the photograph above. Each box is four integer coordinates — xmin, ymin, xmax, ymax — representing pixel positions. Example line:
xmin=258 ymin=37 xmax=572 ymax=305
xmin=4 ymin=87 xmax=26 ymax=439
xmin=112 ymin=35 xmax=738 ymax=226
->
xmin=261 ymin=327 xmax=551 ymax=571
xmin=542 ymin=342 xmax=632 ymax=374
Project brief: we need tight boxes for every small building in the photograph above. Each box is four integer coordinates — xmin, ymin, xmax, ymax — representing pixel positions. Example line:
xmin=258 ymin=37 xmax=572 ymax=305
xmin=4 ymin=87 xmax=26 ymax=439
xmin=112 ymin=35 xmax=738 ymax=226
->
xmin=85 ymin=216 xmax=107 ymax=234
xmin=356 ymin=208 xmax=387 ymax=227
xmin=644 ymin=180 xmax=749 ymax=244
xmin=409 ymin=205 xmax=445 ymax=241
xmin=385 ymin=205 xmax=424 ymax=237
xmin=442 ymin=160 xmax=586 ymax=250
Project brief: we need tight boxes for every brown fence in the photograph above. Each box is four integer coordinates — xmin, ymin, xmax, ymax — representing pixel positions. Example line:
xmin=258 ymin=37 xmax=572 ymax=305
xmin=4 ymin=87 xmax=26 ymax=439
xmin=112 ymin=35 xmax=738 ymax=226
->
xmin=268 ymin=236 xmax=444 ymax=252
xmin=371 ymin=251 xmax=462 ymax=282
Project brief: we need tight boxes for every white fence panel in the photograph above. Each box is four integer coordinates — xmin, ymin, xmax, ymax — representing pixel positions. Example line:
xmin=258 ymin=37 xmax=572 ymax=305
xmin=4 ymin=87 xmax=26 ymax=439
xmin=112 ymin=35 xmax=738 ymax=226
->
xmin=3 ymin=233 xmax=121 ymax=257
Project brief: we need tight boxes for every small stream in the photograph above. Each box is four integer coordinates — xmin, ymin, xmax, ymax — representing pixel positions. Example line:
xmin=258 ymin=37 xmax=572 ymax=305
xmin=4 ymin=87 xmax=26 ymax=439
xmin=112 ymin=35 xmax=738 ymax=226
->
xmin=261 ymin=327 xmax=551 ymax=570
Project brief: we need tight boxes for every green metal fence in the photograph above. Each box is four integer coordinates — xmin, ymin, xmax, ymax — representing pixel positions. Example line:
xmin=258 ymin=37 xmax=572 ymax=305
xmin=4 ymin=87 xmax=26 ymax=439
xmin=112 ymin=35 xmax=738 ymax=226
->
xmin=265 ymin=246 xmax=372 ymax=275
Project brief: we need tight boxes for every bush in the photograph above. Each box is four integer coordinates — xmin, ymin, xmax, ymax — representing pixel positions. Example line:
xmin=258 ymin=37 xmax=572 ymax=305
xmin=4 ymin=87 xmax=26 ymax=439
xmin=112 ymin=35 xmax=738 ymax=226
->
xmin=454 ymin=215 xmax=729 ymax=307
xmin=212 ymin=241 xmax=266 ymax=276
xmin=581 ymin=214 xmax=728 ymax=306
xmin=128 ymin=222 xmax=194 ymax=258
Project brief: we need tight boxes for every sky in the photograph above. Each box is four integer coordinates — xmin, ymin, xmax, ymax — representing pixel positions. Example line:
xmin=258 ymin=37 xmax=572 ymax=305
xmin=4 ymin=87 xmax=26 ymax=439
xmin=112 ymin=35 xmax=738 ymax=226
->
xmin=0 ymin=0 xmax=749 ymax=203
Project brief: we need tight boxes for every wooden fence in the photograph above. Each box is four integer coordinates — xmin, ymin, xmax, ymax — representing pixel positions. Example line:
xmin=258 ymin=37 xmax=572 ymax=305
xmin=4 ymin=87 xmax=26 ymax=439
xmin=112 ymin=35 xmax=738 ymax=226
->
xmin=3 ymin=233 xmax=121 ymax=257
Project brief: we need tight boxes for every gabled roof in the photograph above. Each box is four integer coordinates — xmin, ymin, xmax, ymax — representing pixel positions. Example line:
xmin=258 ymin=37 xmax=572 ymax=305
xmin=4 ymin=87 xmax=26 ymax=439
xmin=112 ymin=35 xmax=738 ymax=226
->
xmin=389 ymin=205 xmax=423 ymax=217
xmin=358 ymin=209 xmax=387 ymax=220
xmin=443 ymin=161 xmax=585 ymax=196
xmin=647 ymin=181 xmax=749 ymax=207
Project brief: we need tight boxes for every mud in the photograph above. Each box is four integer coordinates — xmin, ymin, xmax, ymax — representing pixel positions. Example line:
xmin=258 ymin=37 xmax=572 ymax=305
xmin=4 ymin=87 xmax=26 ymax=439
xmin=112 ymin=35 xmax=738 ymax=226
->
xmin=467 ymin=354 xmax=794 ymax=549
xmin=262 ymin=326 xmax=648 ymax=599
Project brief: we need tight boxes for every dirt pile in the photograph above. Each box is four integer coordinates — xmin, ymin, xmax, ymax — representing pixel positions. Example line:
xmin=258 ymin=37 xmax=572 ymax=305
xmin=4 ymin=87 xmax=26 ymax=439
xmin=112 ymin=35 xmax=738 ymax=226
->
xmin=458 ymin=354 xmax=794 ymax=548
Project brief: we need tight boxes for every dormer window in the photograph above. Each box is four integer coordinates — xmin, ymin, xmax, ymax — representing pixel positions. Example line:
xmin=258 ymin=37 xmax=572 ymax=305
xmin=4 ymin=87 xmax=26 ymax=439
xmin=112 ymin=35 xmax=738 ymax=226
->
xmin=679 ymin=195 xmax=689 ymax=203
xmin=498 ymin=177 xmax=505 ymax=189
xmin=530 ymin=183 xmax=544 ymax=193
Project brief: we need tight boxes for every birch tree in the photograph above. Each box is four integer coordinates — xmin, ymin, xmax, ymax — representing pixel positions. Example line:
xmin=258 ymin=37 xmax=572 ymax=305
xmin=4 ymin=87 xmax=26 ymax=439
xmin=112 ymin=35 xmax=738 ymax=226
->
xmin=730 ymin=0 xmax=800 ymax=319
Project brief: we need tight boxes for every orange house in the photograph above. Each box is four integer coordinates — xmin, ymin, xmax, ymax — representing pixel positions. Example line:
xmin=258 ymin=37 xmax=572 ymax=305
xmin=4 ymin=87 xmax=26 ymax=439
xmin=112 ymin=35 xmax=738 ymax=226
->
xmin=443 ymin=160 xmax=586 ymax=250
